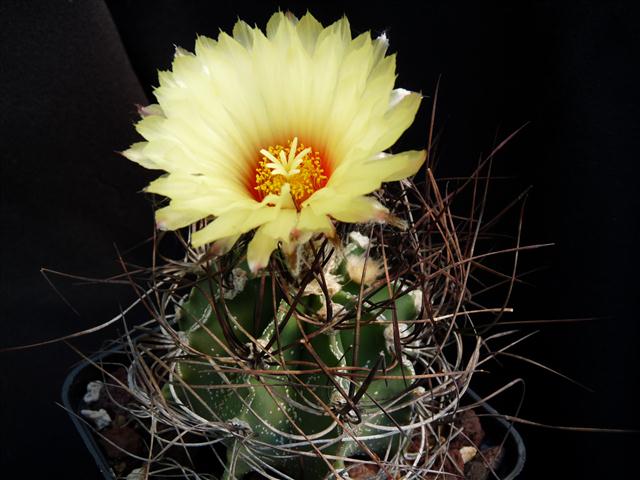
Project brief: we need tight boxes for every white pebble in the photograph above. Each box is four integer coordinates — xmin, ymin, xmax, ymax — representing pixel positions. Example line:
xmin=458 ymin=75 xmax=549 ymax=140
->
xmin=83 ymin=381 xmax=103 ymax=403
xmin=460 ymin=446 xmax=478 ymax=463
xmin=80 ymin=408 xmax=112 ymax=430
xmin=126 ymin=467 xmax=145 ymax=480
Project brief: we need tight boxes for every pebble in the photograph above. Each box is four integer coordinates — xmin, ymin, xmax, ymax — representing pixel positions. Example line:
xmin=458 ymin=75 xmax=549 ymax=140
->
xmin=83 ymin=380 xmax=103 ymax=403
xmin=460 ymin=445 xmax=478 ymax=463
xmin=80 ymin=408 xmax=112 ymax=430
xmin=126 ymin=467 xmax=145 ymax=480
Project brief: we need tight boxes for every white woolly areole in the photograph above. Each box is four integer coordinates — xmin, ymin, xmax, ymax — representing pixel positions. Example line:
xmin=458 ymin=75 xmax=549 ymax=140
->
xmin=83 ymin=381 xmax=103 ymax=403
xmin=80 ymin=408 xmax=112 ymax=430
xmin=246 ymin=338 xmax=270 ymax=359
xmin=384 ymin=322 xmax=412 ymax=353
xmin=314 ymin=294 xmax=348 ymax=322
xmin=409 ymin=289 xmax=423 ymax=313
xmin=401 ymin=355 xmax=414 ymax=369
xmin=228 ymin=417 xmax=252 ymax=434
xmin=223 ymin=267 xmax=248 ymax=299
xmin=304 ymin=272 xmax=342 ymax=298
xmin=330 ymin=389 xmax=348 ymax=409
xmin=346 ymin=255 xmax=382 ymax=286
xmin=348 ymin=231 xmax=370 ymax=249
xmin=177 ymin=330 xmax=189 ymax=345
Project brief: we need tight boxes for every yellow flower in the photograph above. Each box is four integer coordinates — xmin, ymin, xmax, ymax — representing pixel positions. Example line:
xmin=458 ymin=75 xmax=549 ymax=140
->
xmin=123 ymin=11 xmax=426 ymax=272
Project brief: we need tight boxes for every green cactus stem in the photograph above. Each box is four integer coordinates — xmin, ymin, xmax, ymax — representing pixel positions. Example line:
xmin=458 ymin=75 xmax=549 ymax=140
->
xmin=167 ymin=233 xmax=423 ymax=479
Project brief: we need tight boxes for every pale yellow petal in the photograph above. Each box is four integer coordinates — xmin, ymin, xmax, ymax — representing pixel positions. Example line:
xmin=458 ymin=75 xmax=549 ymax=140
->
xmin=247 ymin=225 xmax=280 ymax=273
xmin=329 ymin=196 xmax=388 ymax=223
xmin=190 ymin=184 xmax=293 ymax=248
xmin=370 ymin=149 xmax=427 ymax=182
xmin=147 ymin=175 xmax=253 ymax=220
xmin=210 ymin=234 xmax=241 ymax=256
xmin=266 ymin=11 xmax=286 ymax=39
xmin=239 ymin=205 xmax=282 ymax=232
xmin=232 ymin=19 xmax=255 ymax=48
xmin=135 ymin=115 xmax=165 ymax=141
xmin=138 ymin=103 xmax=163 ymax=117
xmin=307 ymin=189 xmax=387 ymax=223
xmin=261 ymin=209 xmax=298 ymax=241
xmin=371 ymin=90 xmax=423 ymax=152
xmin=155 ymin=204 xmax=209 ymax=231
xmin=371 ymin=32 xmax=389 ymax=66
xmin=121 ymin=142 xmax=160 ymax=170
xmin=296 ymin=11 xmax=323 ymax=54
xmin=191 ymin=210 xmax=251 ymax=246
xmin=297 ymin=207 xmax=334 ymax=234
xmin=326 ymin=169 xmax=380 ymax=197
xmin=328 ymin=149 xmax=426 ymax=197
xmin=146 ymin=173 xmax=247 ymax=204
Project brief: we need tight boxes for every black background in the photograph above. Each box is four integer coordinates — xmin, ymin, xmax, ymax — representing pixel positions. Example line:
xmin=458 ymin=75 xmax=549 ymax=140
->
xmin=1 ymin=0 xmax=638 ymax=478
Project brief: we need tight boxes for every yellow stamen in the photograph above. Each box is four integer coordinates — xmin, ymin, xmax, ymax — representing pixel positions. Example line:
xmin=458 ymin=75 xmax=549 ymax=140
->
xmin=254 ymin=137 xmax=328 ymax=208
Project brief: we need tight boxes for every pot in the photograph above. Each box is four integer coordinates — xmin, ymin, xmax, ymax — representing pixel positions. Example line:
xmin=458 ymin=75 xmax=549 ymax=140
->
xmin=62 ymin=342 xmax=526 ymax=479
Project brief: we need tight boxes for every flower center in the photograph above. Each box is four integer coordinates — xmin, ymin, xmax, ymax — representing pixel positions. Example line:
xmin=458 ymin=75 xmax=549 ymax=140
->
xmin=253 ymin=137 xmax=328 ymax=208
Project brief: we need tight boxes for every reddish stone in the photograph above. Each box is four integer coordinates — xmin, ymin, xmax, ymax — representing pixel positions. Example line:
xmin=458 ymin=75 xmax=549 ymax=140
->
xmin=348 ymin=463 xmax=380 ymax=479
xmin=451 ymin=409 xmax=485 ymax=449
xmin=464 ymin=446 xmax=504 ymax=480
xmin=98 ymin=424 xmax=143 ymax=461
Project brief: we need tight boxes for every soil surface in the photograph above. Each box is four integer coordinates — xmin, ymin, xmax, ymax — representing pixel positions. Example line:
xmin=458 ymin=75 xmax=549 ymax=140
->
xmin=348 ymin=409 xmax=505 ymax=480
xmin=79 ymin=372 xmax=509 ymax=479
xmin=78 ymin=368 xmax=145 ymax=477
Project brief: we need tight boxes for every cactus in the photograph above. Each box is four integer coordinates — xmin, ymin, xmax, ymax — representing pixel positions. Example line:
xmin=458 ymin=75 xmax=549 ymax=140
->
xmin=111 ymin=12 xmax=520 ymax=479
xmin=166 ymin=232 xmax=423 ymax=479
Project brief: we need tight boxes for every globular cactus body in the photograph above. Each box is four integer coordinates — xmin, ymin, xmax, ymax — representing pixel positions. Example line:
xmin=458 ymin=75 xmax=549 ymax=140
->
xmin=169 ymin=234 xmax=422 ymax=479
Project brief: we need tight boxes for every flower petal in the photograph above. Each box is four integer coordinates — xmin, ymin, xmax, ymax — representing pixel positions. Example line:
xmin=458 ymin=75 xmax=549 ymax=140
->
xmin=297 ymin=207 xmax=334 ymax=234
xmin=296 ymin=12 xmax=323 ymax=54
xmin=330 ymin=196 xmax=388 ymax=223
xmin=211 ymin=234 xmax=241 ymax=256
xmin=155 ymin=204 xmax=209 ymax=231
xmin=121 ymin=142 xmax=159 ymax=170
xmin=232 ymin=20 xmax=255 ymax=48
xmin=191 ymin=210 xmax=252 ymax=246
xmin=261 ymin=209 xmax=298 ymax=242
xmin=308 ymin=190 xmax=387 ymax=223
xmin=247 ymin=225 xmax=280 ymax=273
xmin=371 ymin=90 xmax=423 ymax=152
xmin=123 ymin=11 xmax=425 ymax=270
xmin=324 ymin=149 xmax=426 ymax=198
xmin=370 ymin=149 xmax=427 ymax=182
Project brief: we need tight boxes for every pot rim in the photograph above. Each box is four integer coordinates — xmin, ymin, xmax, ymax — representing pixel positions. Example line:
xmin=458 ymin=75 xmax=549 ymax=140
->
xmin=62 ymin=340 xmax=527 ymax=480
